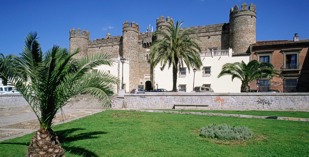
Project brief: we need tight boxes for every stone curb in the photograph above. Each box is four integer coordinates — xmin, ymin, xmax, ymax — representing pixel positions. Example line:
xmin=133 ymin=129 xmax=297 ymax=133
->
xmin=138 ymin=110 xmax=309 ymax=122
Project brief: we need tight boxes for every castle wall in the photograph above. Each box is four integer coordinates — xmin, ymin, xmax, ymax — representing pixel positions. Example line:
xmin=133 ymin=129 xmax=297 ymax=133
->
xmin=189 ymin=24 xmax=230 ymax=51
xmin=136 ymin=45 xmax=151 ymax=88
xmin=87 ymin=37 xmax=121 ymax=58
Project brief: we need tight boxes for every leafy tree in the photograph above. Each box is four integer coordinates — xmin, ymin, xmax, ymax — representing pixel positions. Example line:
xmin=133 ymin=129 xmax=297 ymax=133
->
xmin=0 ymin=53 xmax=16 ymax=85
xmin=218 ymin=60 xmax=278 ymax=92
xmin=8 ymin=32 xmax=118 ymax=156
xmin=150 ymin=20 xmax=202 ymax=91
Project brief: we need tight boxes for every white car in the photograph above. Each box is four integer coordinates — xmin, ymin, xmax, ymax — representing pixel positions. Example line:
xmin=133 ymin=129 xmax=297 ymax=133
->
xmin=193 ymin=86 xmax=214 ymax=92
xmin=0 ymin=86 xmax=20 ymax=95
xmin=130 ymin=88 xmax=145 ymax=94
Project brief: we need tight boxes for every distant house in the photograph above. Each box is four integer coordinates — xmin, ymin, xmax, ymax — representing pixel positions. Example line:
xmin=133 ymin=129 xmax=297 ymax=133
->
xmin=249 ymin=34 xmax=309 ymax=92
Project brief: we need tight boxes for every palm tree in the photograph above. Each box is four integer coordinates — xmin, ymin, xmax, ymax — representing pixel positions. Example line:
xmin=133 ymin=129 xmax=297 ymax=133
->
xmin=8 ymin=32 xmax=118 ymax=156
xmin=149 ymin=20 xmax=202 ymax=92
xmin=0 ymin=53 xmax=16 ymax=85
xmin=218 ymin=60 xmax=278 ymax=92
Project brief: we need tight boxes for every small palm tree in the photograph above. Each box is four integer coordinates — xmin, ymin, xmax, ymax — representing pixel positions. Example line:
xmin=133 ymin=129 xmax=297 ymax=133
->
xmin=150 ymin=20 xmax=202 ymax=91
xmin=0 ymin=53 xmax=16 ymax=85
xmin=8 ymin=32 xmax=118 ymax=156
xmin=218 ymin=60 xmax=278 ymax=92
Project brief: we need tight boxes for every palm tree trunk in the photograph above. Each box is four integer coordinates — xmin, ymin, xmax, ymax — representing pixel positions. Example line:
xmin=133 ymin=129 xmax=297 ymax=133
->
xmin=27 ymin=128 xmax=65 ymax=157
xmin=241 ymin=83 xmax=249 ymax=92
xmin=172 ymin=65 xmax=178 ymax=92
xmin=2 ymin=78 xmax=7 ymax=86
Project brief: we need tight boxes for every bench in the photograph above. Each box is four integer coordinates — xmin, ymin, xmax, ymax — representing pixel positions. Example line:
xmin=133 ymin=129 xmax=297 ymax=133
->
xmin=173 ymin=104 xmax=209 ymax=110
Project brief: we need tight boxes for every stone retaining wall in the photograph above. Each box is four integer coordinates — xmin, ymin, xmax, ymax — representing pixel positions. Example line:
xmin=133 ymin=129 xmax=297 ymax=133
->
xmin=2 ymin=93 xmax=309 ymax=111
xmin=0 ymin=95 xmax=103 ymax=109
xmin=120 ymin=93 xmax=309 ymax=111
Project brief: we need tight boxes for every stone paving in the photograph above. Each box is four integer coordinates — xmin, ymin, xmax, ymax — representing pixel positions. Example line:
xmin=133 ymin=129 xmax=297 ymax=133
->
xmin=0 ymin=95 xmax=104 ymax=142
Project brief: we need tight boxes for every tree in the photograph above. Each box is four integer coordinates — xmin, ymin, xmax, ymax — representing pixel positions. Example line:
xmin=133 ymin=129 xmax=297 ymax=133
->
xmin=149 ymin=20 xmax=202 ymax=92
xmin=218 ymin=60 xmax=278 ymax=92
xmin=8 ymin=33 xmax=118 ymax=156
xmin=0 ymin=53 xmax=16 ymax=85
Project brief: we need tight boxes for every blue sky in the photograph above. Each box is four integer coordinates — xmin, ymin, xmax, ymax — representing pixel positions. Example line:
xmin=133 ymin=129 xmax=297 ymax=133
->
xmin=1 ymin=0 xmax=308 ymax=55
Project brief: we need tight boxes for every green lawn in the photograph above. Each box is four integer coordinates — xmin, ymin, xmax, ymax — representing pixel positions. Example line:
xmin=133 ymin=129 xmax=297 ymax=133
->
xmin=1 ymin=110 xmax=309 ymax=157
xmin=173 ymin=110 xmax=309 ymax=118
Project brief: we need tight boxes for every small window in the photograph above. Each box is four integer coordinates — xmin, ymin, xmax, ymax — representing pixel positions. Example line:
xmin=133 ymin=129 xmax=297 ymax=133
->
xmin=285 ymin=53 xmax=298 ymax=69
xmin=202 ymin=66 xmax=211 ymax=77
xmin=259 ymin=55 xmax=270 ymax=63
xmin=178 ymin=84 xmax=186 ymax=92
xmin=179 ymin=67 xmax=186 ymax=77
xmin=258 ymin=79 xmax=270 ymax=92
xmin=145 ymin=53 xmax=149 ymax=61
xmin=284 ymin=79 xmax=297 ymax=92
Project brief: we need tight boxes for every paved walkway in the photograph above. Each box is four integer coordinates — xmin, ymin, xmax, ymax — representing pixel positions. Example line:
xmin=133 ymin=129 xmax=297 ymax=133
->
xmin=0 ymin=98 xmax=104 ymax=142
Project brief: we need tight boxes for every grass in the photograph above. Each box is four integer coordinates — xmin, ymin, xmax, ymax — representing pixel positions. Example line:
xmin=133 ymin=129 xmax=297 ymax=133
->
xmin=172 ymin=110 xmax=309 ymax=118
xmin=0 ymin=110 xmax=309 ymax=157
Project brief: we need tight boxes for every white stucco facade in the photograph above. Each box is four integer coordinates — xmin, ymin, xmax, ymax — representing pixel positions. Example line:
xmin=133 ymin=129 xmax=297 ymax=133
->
xmin=153 ymin=49 xmax=249 ymax=93
xmin=94 ymin=57 xmax=130 ymax=93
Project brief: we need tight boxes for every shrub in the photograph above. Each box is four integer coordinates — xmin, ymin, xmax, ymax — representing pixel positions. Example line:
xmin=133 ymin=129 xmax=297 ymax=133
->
xmin=200 ymin=124 xmax=253 ymax=140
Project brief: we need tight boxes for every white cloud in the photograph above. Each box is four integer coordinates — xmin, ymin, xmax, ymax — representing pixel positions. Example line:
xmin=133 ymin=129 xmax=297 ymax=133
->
xmin=102 ymin=26 xmax=114 ymax=31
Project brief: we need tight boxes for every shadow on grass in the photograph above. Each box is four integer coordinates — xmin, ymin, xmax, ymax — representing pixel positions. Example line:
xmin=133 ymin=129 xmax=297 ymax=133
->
xmin=1 ymin=128 xmax=107 ymax=157
xmin=56 ymin=128 xmax=107 ymax=157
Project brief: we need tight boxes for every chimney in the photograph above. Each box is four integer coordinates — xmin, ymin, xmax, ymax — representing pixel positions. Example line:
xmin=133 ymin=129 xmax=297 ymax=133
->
xmin=293 ymin=33 xmax=299 ymax=42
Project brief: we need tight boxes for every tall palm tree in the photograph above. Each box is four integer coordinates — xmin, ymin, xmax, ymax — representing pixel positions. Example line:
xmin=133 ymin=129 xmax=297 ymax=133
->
xmin=218 ymin=60 xmax=278 ymax=92
xmin=8 ymin=32 xmax=118 ymax=156
xmin=150 ymin=20 xmax=202 ymax=91
xmin=0 ymin=53 xmax=16 ymax=85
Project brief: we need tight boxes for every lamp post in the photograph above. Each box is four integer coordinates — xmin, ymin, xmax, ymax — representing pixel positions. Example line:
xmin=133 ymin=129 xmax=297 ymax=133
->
xmin=120 ymin=57 xmax=126 ymax=90
xmin=193 ymin=68 xmax=197 ymax=91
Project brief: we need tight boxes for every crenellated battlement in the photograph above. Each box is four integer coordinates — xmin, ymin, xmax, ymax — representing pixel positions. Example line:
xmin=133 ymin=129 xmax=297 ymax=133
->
xmin=89 ymin=36 xmax=121 ymax=47
xmin=156 ymin=16 xmax=173 ymax=30
xmin=123 ymin=21 xmax=139 ymax=33
xmin=70 ymin=28 xmax=89 ymax=39
xmin=230 ymin=2 xmax=256 ymax=17
xmin=156 ymin=16 xmax=173 ymax=24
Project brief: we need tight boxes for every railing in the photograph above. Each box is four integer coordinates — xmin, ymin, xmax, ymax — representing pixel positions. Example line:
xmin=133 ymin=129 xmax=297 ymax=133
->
xmin=201 ymin=49 xmax=229 ymax=57
xmin=213 ymin=50 xmax=229 ymax=56
xmin=281 ymin=64 xmax=300 ymax=70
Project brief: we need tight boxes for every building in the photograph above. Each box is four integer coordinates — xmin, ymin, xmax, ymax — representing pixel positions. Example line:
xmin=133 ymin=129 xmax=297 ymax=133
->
xmin=70 ymin=3 xmax=258 ymax=93
xmin=249 ymin=34 xmax=309 ymax=92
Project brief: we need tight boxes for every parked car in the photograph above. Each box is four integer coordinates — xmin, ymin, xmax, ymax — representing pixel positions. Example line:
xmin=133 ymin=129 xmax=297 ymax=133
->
xmin=130 ymin=88 xmax=145 ymax=94
xmin=0 ymin=86 xmax=20 ymax=95
xmin=193 ymin=86 xmax=213 ymax=92
xmin=155 ymin=88 xmax=168 ymax=92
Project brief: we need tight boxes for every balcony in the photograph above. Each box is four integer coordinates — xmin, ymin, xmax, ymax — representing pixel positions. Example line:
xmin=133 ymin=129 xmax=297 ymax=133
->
xmin=281 ymin=63 xmax=300 ymax=71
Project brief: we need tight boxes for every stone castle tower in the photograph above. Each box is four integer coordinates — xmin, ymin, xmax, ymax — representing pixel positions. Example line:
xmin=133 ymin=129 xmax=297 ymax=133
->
xmin=69 ymin=29 xmax=90 ymax=57
xmin=122 ymin=21 xmax=140 ymax=90
xmin=229 ymin=2 xmax=256 ymax=54
xmin=69 ymin=2 xmax=256 ymax=91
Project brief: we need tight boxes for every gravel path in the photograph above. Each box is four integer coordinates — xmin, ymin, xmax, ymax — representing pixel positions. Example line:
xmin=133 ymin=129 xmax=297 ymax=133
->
xmin=0 ymin=95 xmax=104 ymax=142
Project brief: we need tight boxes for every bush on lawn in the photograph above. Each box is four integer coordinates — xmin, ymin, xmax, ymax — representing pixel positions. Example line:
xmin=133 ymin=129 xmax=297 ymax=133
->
xmin=200 ymin=124 xmax=253 ymax=140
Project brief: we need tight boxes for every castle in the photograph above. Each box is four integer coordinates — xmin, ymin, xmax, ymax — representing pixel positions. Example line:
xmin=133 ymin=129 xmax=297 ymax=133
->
xmin=69 ymin=3 xmax=309 ymax=93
